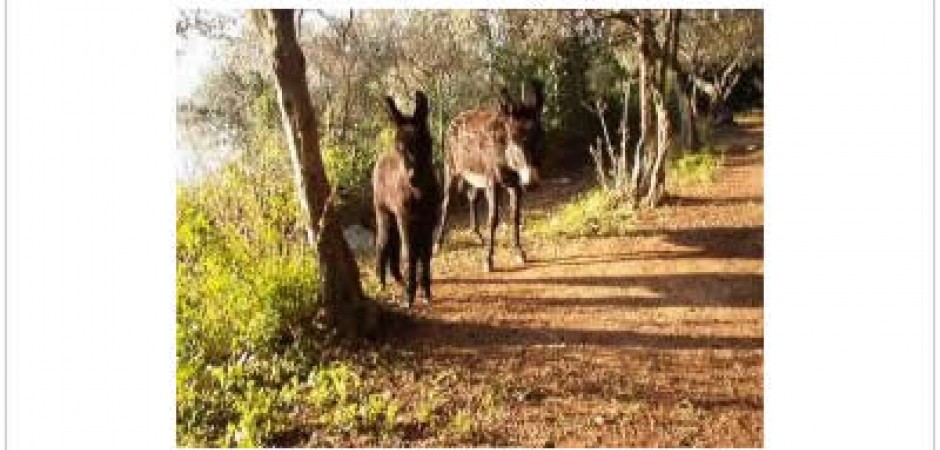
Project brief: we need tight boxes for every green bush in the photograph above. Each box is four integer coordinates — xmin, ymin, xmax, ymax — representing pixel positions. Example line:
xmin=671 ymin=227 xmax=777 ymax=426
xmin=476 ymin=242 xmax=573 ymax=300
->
xmin=176 ymin=151 xmax=413 ymax=445
xmin=176 ymin=84 xmax=416 ymax=446
xmin=182 ymin=75 xmax=537 ymax=446
xmin=321 ymin=126 xmax=391 ymax=215
xmin=176 ymin=136 xmax=323 ymax=446
xmin=669 ymin=149 xmax=724 ymax=185
xmin=530 ymin=188 xmax=634 ymax=238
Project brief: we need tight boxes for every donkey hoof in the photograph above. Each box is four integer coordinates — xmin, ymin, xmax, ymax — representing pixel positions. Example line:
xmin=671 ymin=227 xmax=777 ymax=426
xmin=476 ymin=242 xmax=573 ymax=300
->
xmin=514 ymin=252 xmax=527 ymax=265
xmin=421 ymin=297 xmax=431 ymax=307
xmin=482 ymin=260 xmax=493 ymax=272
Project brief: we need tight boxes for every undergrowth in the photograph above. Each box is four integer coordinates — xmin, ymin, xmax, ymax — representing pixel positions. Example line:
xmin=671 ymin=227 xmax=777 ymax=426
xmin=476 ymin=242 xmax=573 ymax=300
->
xmin=530 ymin=188 xmax=634 ymax=238
xmin=669 ymin=148 xmax=724 ymax=185
xmin=177 ymin=81 xmax=510 ymax=447
xmin=177 ymin=76 xmax=729 ymax=447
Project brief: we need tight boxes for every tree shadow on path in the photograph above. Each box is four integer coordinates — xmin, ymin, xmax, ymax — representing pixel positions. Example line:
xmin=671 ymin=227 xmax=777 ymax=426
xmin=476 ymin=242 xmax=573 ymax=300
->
xmin=630 ymin=225 xmax=763 ymax=259
xmin=400 ymin=318 xmax=763 ymax=350
xmin=436 ymin=272 xmax=762 ymax=309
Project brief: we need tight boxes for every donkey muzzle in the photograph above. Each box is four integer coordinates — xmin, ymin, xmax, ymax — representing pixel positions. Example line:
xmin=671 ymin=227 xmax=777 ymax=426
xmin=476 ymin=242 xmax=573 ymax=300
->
xmin=518 ymin=167 xmax=540 ymax=189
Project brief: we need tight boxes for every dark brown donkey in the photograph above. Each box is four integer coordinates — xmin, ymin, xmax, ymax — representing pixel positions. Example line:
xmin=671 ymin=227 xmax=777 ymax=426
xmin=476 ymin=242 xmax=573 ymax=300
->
xmin=373 ymin=91 xmax=441 ymax=307
xmin=434 ymin=80 xmax=545 ymax=272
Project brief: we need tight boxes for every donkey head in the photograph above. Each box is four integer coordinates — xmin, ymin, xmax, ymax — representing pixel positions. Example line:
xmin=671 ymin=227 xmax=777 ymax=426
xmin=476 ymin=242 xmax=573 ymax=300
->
xmin=385 ymin=91 xmax=433 ymax=175
xmin=498 ymin=79 xmax=545 ymax=188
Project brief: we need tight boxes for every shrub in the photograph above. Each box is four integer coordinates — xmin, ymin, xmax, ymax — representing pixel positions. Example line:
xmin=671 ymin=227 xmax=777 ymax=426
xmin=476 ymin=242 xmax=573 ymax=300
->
xmin=176 ymin=138 xmax=323 ymax=445
xmin=530 ymin=188 xmax=634 ymax=238
xmin=669 ymin=149 xmax=724 ymax=185
xmin=176 ymin=103 xmax=416 ymax=446
xmin=320 ymin=126 xmax=392 ymax=224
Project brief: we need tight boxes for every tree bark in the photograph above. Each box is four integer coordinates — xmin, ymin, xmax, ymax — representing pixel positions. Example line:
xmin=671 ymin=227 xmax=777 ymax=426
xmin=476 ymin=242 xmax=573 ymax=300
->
xmin=436 ymin=78 xmax=445 ymax=157
xmin=658 ymin=10 xmax=672 ymax=100
xmin=645 ymin=88 xmax=671 ymax=207
xmin=681 ymin=74 xmax=700 ymax=151
xmin=643 ymin=11 xmax=678 ymax=208
xmin=255 ymin=9 xmax=377 ymax=337
xmin=651 ymin=9 xmax=672 ymax=100
xmin=617 ymin=81 xmax=631 ymax=191
xmin=638 ymin=15 xmax=663 ymax=203
xmin=629 ymin=36 xmax=652 ymax=205
xmin=670 ymin=11 xmax=698 ymax=152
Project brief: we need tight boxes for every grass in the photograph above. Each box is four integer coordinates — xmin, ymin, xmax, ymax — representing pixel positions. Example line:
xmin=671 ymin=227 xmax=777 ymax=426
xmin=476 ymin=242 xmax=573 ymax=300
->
xmin=734 ymin=110 xmax=764 ymax=126
xmin=176 ymin=146 xmax=725 ymax=446
xmin=668 ymin=148 xmax=724 ymax=186
xmin=530 ymin=188 xmax=635 ymax=238
xmin=177 ymin=84 xmax=734 ymax=446
xmin=178 ymin=171 xmax=515 ymax=446
xmin=177 ymin=124 xmax=515 ymax=447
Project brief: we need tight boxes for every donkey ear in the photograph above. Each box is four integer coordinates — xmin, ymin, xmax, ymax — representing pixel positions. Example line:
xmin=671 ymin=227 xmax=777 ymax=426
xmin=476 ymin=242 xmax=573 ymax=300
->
xmin=384 ymin=95 xmax=403 ymax=125
xmin=525 ymin=79 xmax=545 ymax=113
xmin=413 ymin=91 xmax=429 ymax=121
xmin=498 ymin=87 xmax=514 ymax=115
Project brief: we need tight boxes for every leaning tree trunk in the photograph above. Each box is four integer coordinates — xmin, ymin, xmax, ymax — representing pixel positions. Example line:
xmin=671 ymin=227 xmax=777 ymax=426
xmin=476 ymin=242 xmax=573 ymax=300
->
xmin=707 ymin=52 xmax=744 ymax=127
xmin=254 ymin=9 xmax=377 ymax=337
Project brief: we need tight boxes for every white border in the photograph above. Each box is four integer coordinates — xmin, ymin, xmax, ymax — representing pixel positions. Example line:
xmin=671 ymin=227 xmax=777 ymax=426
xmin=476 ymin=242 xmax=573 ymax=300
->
xmin=5 ymin=2 xmax=934 ymax=450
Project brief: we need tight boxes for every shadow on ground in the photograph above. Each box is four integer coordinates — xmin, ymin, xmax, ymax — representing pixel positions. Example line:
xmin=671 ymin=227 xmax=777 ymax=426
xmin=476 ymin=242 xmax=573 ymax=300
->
xmin=631 ymin=225 xmax=763 ymax=259
xmin=400 ymin=317 xmax=762 ymax=350
xmin=663 ymin=195 xmax=763 ymax=207
xmin=438 ymin=271 xmax=761 ymax=306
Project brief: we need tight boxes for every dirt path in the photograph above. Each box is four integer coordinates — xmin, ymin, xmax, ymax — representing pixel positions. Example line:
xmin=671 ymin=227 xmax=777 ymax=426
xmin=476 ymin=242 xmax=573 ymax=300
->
xmin=398 ymin=119 xmax=763 ymax=447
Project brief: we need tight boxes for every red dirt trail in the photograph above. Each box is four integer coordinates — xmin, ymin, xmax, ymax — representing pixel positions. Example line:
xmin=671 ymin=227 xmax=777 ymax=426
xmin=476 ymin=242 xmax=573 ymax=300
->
xmin=394 ymin=118 xmax=763 ymax=447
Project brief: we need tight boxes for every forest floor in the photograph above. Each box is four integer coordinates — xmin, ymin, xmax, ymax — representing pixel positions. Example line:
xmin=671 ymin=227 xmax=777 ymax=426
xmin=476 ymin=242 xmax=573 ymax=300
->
xmin=360 ymin=116 xmax=763 ymax=447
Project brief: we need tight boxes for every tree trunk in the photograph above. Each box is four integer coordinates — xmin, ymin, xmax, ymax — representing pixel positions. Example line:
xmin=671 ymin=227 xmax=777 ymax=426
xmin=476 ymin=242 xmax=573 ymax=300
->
xmin=645 ymin=88 xmax=671 ymax=207
xmin=643 ymin=11 xmax=678 ymax=208
xmin=629 ymin=16 xmax=655 ymax=206
xmin=255 ymin=9 xmax=377 ymax=338
xmin=669 ymin=11 xmax=698 ymax=152
xmin=675 ymin=75 xmax=695 ymax=152
xmin=616 ymin=81 xmax=631 ymax=191
xmin=706 ymin=52 xmax=744 ymax=127
xmin=629 ymin=58 xmax=651 ymax=205
xmin=436 ymin=78 xmax=445 ymax=157
xmin=657 ymin=11 xmax=669 ymax=97
xmin=683 ymin=78 xmax=699 ymax=151
xmin=658 ymin=10 xmax=672 ymax=100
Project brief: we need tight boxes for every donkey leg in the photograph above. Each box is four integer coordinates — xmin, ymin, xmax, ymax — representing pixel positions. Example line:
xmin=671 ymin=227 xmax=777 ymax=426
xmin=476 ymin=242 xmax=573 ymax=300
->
xmin=406 ymin=249 xmax=419 ymax=309
xmin=433 ymin=172 xmax=457 ymax=255
xmin=468 ymin=188 xmax=484 ymax=245
xmin=508 ymin=186 xmax=527 ymax=264
xmin=387 ymin=220 xmax=403 ymax=285
xmin=375 ymin=208 xmax=390 ymax=288
xmin=396 ymin=215 xmax=416 ymax=308
xmin=418 ymin=239 xmax=433 ymax=306
xmin=483 ymin=185 xmax=499 ymax=272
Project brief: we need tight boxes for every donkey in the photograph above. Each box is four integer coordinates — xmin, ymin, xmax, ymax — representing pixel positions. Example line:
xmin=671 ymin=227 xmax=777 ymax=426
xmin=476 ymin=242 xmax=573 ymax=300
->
xmin=372 ymin=91 xmax=441 ymax=307
xmin=434 ymin=80 xmax=545 ymax=272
